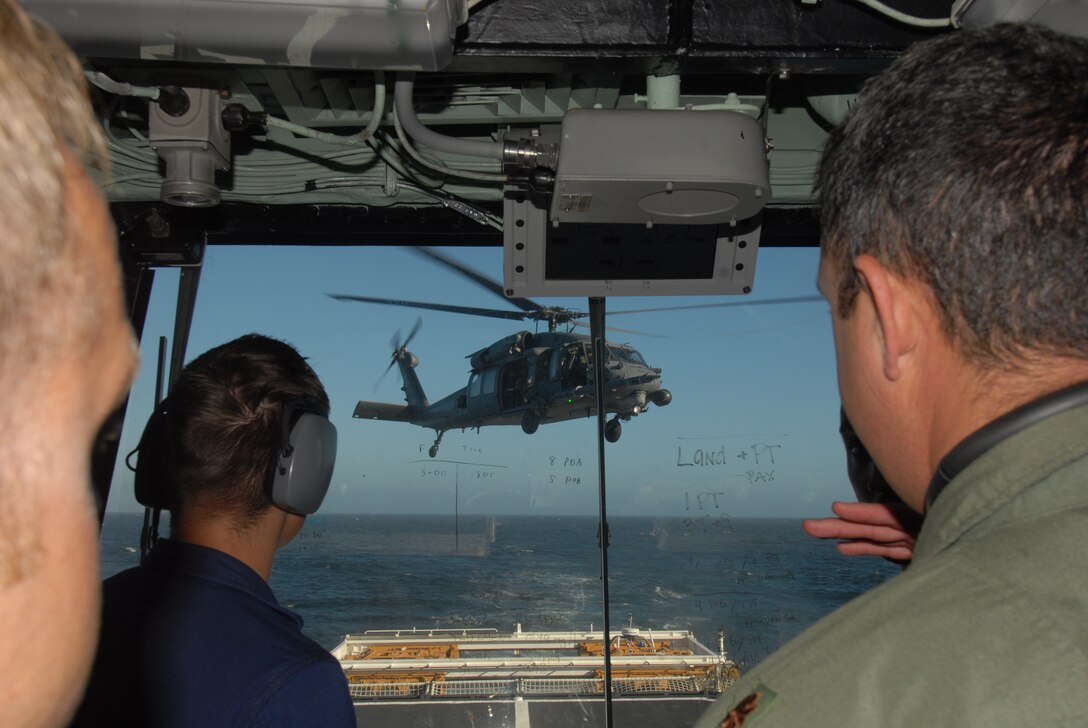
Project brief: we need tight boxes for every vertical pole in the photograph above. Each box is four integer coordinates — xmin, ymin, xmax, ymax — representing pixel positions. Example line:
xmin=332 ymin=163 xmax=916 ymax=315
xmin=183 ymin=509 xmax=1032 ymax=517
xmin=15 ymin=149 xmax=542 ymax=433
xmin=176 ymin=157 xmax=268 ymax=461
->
xmin=589 ymin=296 xmax=613 ymax=728
xmin=140 ymin=336 xmax=169 ymax=564
xmin=455 ymin=464 xmax=460 ymax=552
xmin=91 ymin=265 xmax=155 ymax=525
xmin=168 ymin=265 xmax=202 ymax=388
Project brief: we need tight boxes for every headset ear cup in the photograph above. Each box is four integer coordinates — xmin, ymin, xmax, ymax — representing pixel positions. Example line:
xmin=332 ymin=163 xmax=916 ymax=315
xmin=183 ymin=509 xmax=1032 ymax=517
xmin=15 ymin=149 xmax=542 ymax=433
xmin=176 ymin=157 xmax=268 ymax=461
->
xmin=268 ymin=413 xmax=337 ymax=516
xmin=134 ymin=401 xmax=174 ymax=510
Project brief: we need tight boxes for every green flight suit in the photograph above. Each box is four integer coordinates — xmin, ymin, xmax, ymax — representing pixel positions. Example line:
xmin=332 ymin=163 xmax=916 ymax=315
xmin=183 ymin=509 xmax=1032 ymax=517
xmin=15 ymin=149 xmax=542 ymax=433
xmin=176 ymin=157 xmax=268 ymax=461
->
xmin=694 ymin=403 xmax=1088 ymax=727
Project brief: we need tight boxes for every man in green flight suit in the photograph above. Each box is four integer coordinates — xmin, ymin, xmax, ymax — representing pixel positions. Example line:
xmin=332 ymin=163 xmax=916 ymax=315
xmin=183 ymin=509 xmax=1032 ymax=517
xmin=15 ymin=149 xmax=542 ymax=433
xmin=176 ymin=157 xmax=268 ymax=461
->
xmin=695 ymin=23 xmax=1088 ymax=728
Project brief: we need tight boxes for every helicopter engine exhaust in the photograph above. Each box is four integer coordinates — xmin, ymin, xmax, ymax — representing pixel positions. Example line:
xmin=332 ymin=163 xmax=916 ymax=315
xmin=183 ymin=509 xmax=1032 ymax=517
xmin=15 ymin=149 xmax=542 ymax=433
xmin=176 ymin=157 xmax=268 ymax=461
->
xmin=470 ymin=331 xmax=534 ymax=370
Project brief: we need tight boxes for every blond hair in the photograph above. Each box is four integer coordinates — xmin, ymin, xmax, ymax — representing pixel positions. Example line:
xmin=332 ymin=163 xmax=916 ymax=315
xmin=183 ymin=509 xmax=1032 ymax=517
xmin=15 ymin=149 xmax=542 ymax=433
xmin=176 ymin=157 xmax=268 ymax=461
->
xmin=0 ymin=0 xmax=109 ymax=362
xmin=0 ymin=0 xmax=111 ymax=585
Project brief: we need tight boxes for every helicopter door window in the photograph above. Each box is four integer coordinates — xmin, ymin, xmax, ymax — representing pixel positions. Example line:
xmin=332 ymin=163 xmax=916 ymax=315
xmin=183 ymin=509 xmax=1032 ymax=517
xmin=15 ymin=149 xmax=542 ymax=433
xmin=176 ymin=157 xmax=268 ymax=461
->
xmin=500 ymin=359 xmax=530 ymax=411
xmin=560 ymin=344 xmax=590 ymax=388
xmin=468 ymin=372 xmax=482 ymax=398
xmin=535 ymin=353 xmax=550 ymax=387
xmin=481 ymin=367 xmax=498 ymax=396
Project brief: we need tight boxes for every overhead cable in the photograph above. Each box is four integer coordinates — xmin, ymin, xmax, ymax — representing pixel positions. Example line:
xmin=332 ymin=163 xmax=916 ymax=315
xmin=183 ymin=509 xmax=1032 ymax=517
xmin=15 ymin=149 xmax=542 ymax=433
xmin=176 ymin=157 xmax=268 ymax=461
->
xmin=849 ymin=0 xmax=951 ymax=28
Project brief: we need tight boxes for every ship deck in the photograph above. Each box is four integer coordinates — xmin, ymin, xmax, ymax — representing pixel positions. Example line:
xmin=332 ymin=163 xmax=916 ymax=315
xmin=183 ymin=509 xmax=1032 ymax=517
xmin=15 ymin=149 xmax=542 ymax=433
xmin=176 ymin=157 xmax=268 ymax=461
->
xmin=334 ymin=626 xmax=740 ymax=707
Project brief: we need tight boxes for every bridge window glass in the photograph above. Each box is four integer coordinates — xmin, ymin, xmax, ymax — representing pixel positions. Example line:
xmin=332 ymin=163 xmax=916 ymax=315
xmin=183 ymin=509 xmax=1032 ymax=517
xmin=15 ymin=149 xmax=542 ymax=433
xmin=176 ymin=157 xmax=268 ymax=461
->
xmin=101 ymin=245 xmax=897 ymax=723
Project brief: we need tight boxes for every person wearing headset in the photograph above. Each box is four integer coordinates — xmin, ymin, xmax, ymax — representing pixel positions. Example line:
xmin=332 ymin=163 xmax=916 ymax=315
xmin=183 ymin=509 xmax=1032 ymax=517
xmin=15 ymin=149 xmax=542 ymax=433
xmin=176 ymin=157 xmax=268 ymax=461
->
xmin=696 ymin=24 xmax=1088 ymax=727
xmin=802 ymin=411 xmax=921 ymax=564
xmin=72 ymin=334 xmax=354 ymax=727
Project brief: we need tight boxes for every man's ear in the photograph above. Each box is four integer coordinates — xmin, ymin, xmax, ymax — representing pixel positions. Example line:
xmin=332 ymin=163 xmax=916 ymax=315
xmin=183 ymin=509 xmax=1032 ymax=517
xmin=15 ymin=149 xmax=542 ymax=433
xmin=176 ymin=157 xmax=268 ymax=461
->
xmin=853 ymin=254 xmax=919 ymax=382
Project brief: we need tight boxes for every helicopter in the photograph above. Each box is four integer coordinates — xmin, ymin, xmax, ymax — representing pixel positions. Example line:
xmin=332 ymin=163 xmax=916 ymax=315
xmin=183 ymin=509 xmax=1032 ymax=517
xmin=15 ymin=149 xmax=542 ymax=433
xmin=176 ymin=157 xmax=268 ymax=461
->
xmin=331 ymin=248 xmax=671 ymax=457
xmin=331 ymin=248 xmax=819 ymax=457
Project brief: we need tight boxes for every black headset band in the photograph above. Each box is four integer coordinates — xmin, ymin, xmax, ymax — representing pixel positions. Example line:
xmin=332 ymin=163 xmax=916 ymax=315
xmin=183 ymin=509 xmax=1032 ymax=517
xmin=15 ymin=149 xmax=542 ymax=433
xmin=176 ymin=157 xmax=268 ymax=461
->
xmin=925 ymin=379 xmax=1088 ymax=511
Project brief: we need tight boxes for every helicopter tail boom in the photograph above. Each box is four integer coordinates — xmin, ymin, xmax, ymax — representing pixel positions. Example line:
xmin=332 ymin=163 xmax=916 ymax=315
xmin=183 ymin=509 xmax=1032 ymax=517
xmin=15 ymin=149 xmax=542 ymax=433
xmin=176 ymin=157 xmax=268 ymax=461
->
xmin=395 ymin=351 xmax=430 ymax=410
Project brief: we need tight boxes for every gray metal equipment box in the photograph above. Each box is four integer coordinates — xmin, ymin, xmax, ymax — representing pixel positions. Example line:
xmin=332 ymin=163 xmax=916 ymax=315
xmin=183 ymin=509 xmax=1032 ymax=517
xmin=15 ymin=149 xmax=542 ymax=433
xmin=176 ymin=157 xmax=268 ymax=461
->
xmin=549 ymin=109 xmax=770 ymax=227
xmin=503 ymin=108 xmax=769 ymax=298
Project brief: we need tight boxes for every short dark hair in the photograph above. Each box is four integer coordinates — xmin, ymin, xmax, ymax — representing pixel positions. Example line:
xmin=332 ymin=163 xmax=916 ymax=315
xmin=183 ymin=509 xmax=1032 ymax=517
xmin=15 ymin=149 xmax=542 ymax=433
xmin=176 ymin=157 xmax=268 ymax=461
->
xmin=165 ymin=334 xmax=330 ymax=525
xmin=818 ymin=24 xmax=1088 ymax=367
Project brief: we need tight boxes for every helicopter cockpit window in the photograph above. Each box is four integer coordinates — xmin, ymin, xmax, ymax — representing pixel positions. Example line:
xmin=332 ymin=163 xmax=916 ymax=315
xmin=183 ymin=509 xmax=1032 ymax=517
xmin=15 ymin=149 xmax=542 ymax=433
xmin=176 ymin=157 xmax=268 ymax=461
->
xmin=100 ymin=245 xmax=897 ymax=725
xmin=606 ymin=345 xmax=646 ymax=366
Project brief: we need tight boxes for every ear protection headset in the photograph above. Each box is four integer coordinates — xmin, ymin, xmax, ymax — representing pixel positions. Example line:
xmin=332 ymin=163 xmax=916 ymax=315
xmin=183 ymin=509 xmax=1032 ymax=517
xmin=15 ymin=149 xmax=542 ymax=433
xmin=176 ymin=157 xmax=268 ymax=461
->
xmin=134 ymin=396 xmax=337 ymax=516
xmin=269 ymin=399 xmax=338 ymax=516
xmin=838 ymin=408 xmax=903 ymax=507
xmin=133 ymin=397 xmax=176 ymax=512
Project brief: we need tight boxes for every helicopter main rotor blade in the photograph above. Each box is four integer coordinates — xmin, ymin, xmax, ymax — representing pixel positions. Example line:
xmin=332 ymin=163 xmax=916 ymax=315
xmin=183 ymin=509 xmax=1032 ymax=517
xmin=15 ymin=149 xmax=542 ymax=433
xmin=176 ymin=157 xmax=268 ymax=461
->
xmin=569 ymin=321 xmax=666 ymax=338
xmin=329 ymin=293 xmax=529 ymax=322
xmin=414 ymin=247 xmax=542 ymax=314
xmin=607 ymin=295 xmax=825 ymax=316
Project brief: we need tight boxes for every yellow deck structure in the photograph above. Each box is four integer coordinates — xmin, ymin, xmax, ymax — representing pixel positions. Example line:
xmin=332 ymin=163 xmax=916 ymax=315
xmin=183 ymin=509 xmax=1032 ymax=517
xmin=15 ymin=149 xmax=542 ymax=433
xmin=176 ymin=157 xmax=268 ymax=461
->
xmin=333 ymin=626 xmax=739 ymax=701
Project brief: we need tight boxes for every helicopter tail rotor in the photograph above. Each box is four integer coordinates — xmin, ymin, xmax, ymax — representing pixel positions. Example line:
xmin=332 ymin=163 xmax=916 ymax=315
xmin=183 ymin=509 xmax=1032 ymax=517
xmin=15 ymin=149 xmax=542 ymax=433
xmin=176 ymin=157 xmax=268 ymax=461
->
xmin=388 ymin=316 xmax=423 ymax=353
xmin=375 ymin=317 xmax=424 ymax=392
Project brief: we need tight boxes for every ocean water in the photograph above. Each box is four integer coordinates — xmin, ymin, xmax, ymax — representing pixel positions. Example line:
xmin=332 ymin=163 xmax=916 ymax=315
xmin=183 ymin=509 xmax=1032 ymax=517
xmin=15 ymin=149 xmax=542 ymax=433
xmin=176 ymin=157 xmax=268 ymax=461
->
xmin=99 ymin=512 xmax=899 ymax=669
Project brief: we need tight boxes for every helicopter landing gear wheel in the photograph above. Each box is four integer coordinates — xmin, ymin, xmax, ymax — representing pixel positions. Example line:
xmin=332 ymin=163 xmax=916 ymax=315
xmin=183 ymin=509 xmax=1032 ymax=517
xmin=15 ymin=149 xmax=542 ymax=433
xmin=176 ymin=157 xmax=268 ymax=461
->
xmin=605 ymin=417 xmax=622 ymax=443
xmin=521 ymin=411 xmax=539 ymax=435
xmin=429 ymin=430 xmax=444 ymax=458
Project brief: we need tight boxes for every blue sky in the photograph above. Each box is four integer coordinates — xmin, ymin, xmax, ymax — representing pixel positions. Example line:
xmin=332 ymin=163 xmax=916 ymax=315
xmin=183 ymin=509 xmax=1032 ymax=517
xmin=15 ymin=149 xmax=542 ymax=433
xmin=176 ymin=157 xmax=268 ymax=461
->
xmin=108 ymin=244 xmax=849 ymax=518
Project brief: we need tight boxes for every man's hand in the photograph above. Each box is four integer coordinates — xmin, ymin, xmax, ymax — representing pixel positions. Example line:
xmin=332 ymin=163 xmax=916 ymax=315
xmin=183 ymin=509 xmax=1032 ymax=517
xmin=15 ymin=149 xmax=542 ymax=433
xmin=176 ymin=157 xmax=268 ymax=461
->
xmin=803 ymin=501 xmax=922 ymax=562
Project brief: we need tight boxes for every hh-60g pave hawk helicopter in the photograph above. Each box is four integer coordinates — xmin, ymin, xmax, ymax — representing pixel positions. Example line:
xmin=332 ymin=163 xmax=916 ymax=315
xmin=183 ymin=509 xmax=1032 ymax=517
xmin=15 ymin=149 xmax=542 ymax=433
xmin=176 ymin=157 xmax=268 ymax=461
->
xmin=331 ymin=247 xmax=673 ymax=457
xmin=332 ymin=248 xmax=819 ymax=457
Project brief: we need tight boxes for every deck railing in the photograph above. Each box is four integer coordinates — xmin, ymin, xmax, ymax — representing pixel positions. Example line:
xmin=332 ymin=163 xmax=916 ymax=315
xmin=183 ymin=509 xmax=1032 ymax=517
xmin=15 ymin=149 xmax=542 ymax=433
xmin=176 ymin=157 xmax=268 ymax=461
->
xmin=347 ymin=673 xmax=737 ymax=700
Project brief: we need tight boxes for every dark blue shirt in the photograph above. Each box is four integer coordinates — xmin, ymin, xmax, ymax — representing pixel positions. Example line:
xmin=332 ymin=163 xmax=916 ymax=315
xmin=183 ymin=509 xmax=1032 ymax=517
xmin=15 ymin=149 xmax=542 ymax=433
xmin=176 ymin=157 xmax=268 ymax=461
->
xmin=73 ymin=539 xmax=355 ymax=727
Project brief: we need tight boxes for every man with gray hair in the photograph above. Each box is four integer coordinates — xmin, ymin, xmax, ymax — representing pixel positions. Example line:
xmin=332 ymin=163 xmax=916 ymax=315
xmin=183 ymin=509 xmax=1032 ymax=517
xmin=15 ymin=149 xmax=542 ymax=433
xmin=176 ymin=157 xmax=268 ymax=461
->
xmin=0 ymin=1 xmax=137 ymax=725
xmin=697 ymin=23 xmax=1088 ymax=727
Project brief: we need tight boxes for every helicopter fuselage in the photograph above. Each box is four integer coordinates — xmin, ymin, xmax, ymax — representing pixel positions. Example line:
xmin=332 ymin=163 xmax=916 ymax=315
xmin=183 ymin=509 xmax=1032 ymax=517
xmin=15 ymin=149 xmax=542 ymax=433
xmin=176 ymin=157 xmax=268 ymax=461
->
xmin=353 ymin=330 xmax=671 ymax=456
